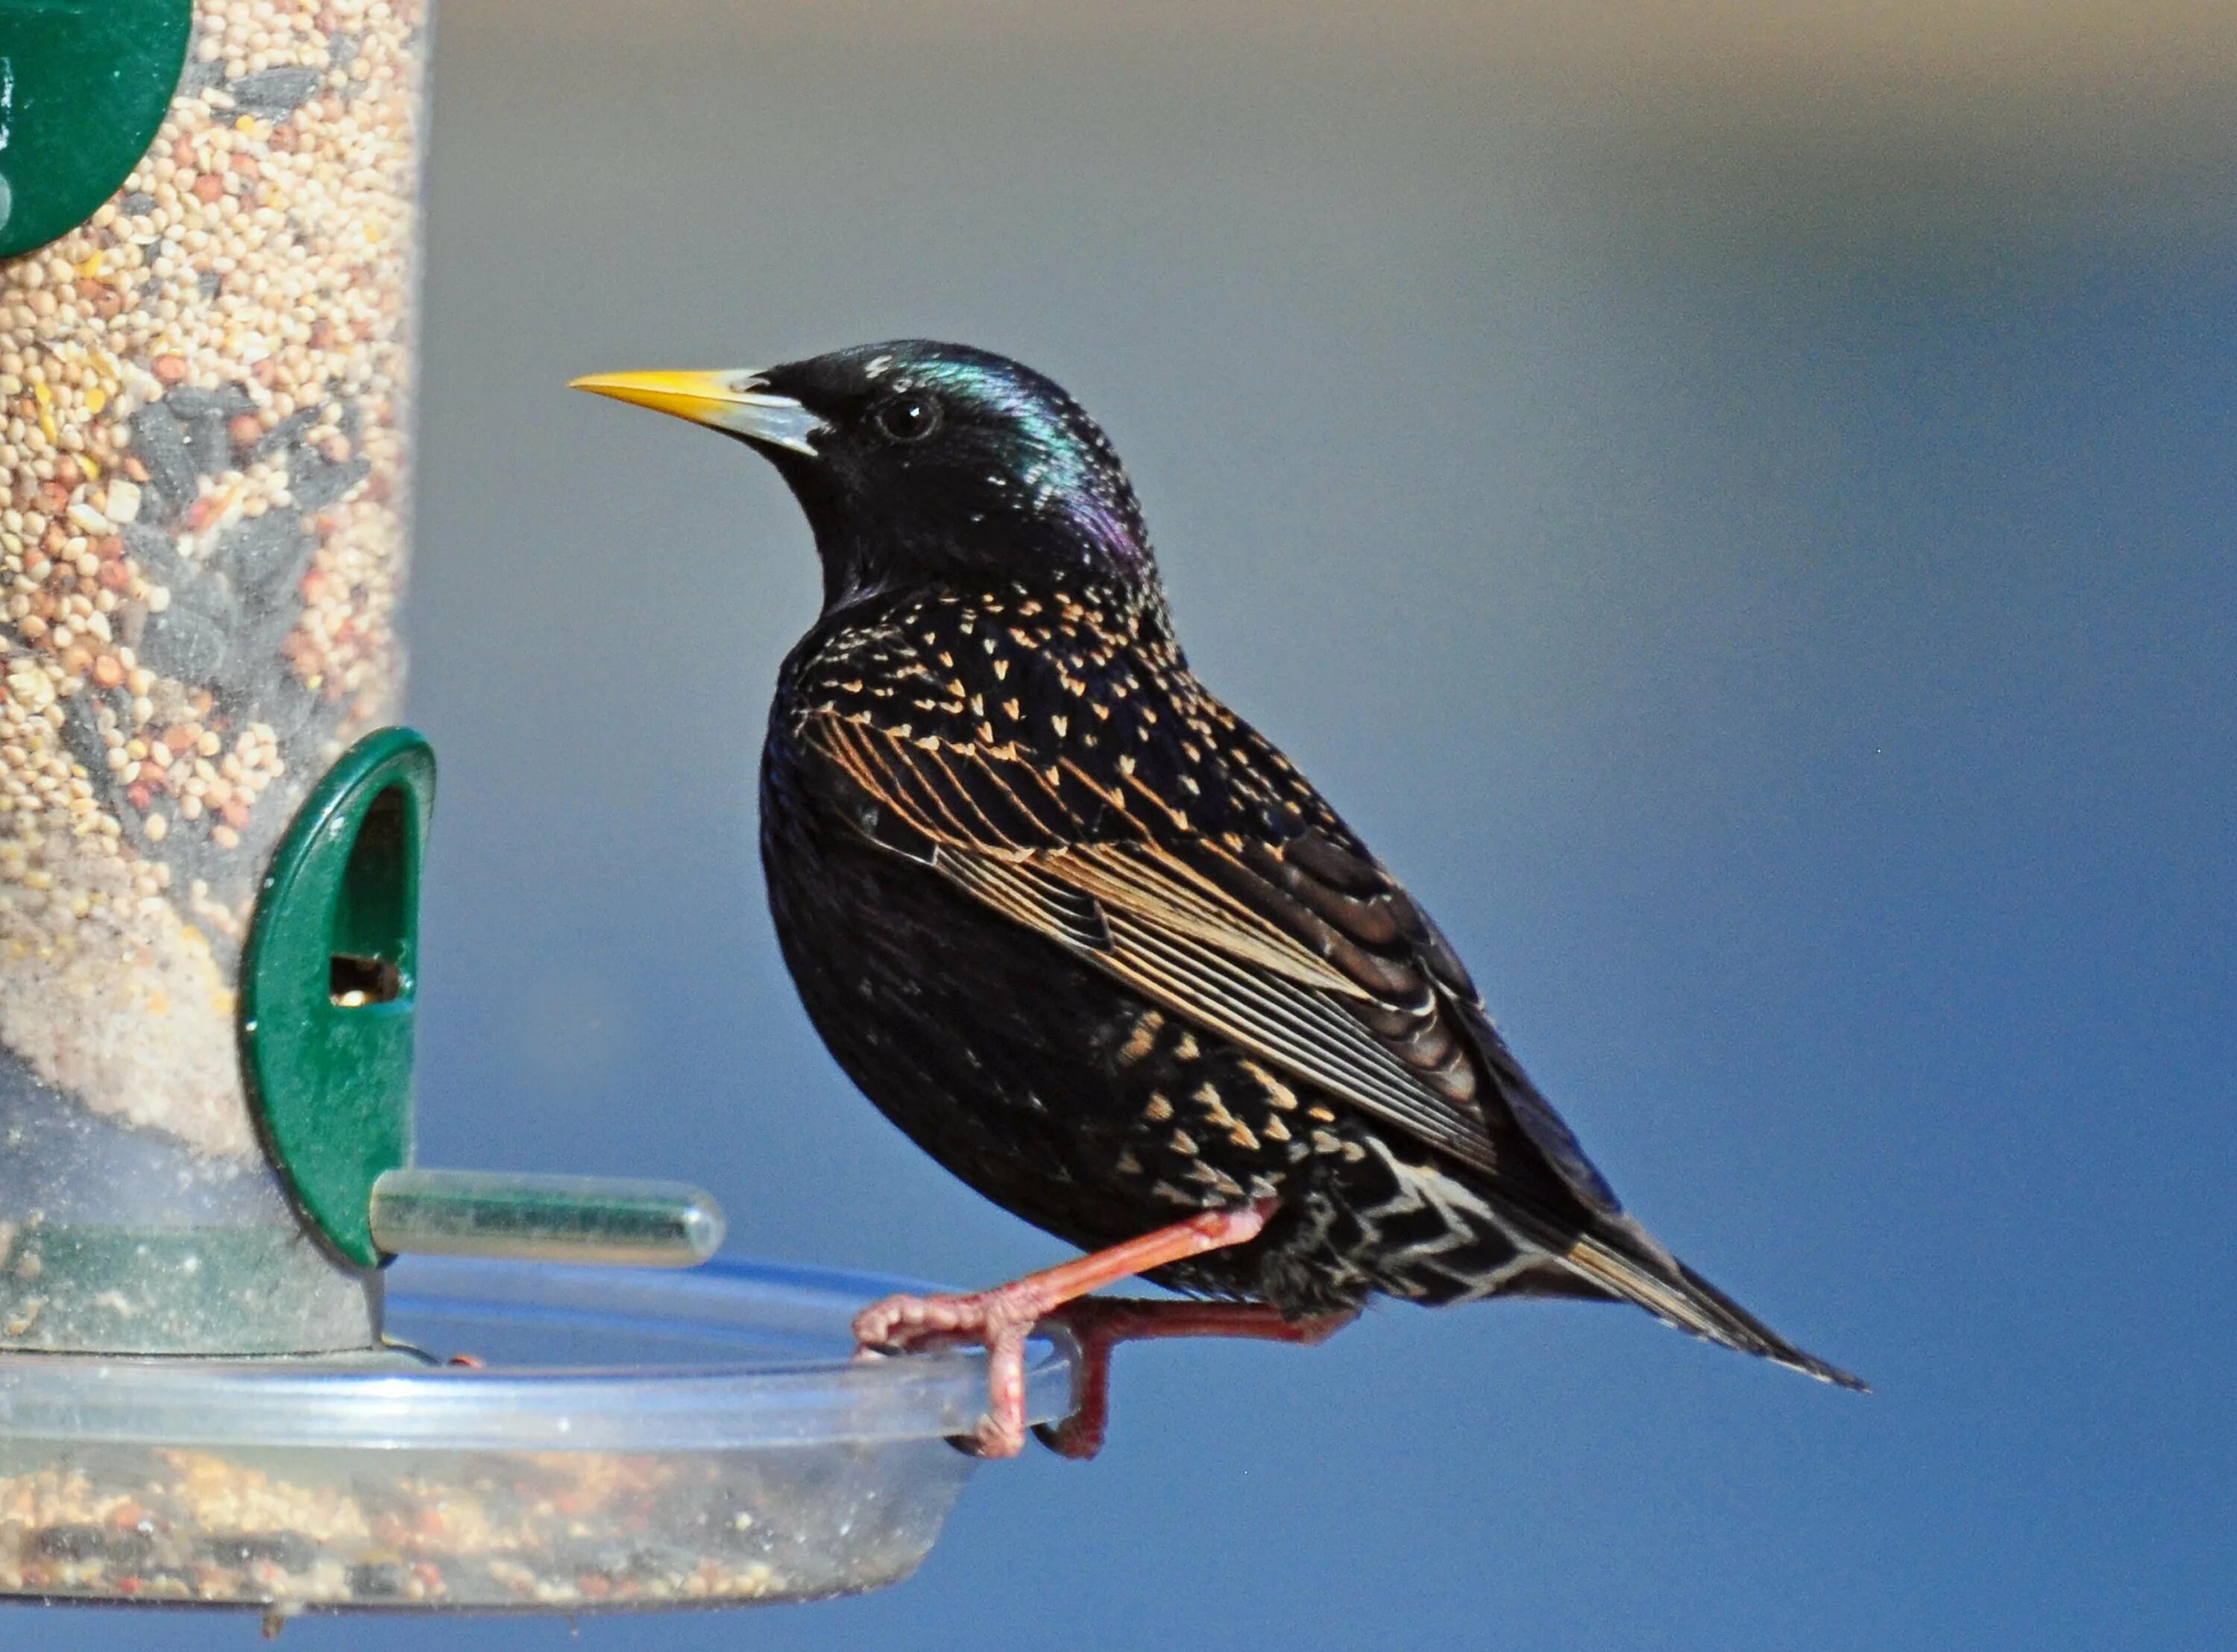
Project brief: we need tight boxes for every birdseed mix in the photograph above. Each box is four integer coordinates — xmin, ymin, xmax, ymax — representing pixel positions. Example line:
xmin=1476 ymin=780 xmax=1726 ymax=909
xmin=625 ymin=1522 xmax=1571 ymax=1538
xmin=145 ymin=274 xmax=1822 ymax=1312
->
xmin=0 ymin=0 xmax=423 ymax=1161
xmin=0 ymin=1438 xmax=962 ymax=1610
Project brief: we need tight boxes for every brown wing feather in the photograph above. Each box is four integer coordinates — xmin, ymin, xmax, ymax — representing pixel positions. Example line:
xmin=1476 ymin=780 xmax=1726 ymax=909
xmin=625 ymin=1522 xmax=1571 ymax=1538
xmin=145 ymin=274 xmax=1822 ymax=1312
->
xmin=800 ymin=714 xmax=1596 ymax=1197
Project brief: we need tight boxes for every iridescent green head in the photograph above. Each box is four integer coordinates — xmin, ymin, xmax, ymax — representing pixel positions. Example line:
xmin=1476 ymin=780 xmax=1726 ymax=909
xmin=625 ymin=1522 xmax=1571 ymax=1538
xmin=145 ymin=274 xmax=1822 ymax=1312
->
xmin=574 ymin=341 xmax=1157 ymax=611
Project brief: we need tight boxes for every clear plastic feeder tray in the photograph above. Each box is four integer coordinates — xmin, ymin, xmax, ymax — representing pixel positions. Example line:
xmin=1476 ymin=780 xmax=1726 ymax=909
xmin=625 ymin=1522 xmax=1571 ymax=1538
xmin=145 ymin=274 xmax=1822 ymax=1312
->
xmin=0 ymin=1255 xmax=1077 ymax=1612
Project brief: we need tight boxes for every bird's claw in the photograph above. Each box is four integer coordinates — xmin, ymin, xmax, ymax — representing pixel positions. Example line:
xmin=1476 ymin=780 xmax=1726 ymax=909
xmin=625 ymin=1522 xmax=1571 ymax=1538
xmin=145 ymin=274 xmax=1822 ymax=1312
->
xmin=854 ymin=1288 xmax=1039 ymax=1458
xmin=849 ymin=1203 xmax=1294 ymax=1460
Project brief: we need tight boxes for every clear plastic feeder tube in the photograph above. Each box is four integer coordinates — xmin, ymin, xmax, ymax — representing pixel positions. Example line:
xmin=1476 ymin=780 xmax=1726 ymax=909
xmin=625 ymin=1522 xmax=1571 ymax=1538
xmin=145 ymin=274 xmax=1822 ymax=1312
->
xmin=0 ymin=0 xmax=429 ymax=1351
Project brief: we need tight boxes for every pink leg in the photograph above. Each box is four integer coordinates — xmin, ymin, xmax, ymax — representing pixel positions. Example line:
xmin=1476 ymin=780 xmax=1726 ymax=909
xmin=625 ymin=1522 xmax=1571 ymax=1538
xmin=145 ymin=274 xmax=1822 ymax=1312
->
xmin=1033 ymin=1297 xmax=1359 ymax=1460
xmin=853 ymin=1200 xmax=1281 ymax=1457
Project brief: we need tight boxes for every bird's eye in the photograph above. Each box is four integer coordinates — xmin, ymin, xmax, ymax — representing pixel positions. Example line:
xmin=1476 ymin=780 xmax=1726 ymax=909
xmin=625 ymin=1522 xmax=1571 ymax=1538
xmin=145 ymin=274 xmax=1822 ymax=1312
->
xmin=875 ymin=394 xmax=941 ymax=444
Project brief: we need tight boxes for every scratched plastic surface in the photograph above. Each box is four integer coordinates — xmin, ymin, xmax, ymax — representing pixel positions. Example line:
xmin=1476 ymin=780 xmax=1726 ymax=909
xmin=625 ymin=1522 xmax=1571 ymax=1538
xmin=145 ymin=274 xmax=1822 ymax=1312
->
xmin=0 ymin=1256 xmax=1075 ymax=1612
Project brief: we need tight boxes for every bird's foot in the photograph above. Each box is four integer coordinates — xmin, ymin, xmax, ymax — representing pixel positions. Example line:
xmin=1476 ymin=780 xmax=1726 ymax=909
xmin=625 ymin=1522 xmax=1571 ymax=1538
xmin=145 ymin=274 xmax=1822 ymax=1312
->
xmin=1031 ymin=1297 xmax=1361 ymax=1460
xmin=852 ymin=1282 xmax=1046 ymax=1457
xmin=852 ymin=1199 xmax=1281 ymax=1458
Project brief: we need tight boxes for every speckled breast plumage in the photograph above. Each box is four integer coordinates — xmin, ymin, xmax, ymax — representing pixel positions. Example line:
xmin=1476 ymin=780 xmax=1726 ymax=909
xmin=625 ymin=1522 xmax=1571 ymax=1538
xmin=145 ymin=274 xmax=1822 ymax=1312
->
xmin=758 ymin=574 xmax=1612 ymax=1317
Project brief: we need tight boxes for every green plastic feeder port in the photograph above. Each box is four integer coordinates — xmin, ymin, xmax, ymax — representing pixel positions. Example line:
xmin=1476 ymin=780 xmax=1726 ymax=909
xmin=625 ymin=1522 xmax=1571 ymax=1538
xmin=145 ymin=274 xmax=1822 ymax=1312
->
xmin=242 ymin=727 xmax=725 ymax=1273
xmin=239 ymin=726 xmax=427 ymax=1267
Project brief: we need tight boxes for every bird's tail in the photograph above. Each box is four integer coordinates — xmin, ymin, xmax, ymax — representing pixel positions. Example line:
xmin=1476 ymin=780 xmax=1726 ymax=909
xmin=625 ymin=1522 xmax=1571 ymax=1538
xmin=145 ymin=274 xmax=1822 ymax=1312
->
xmin=1560 ymin=1231 xmax=1869 ymax=1392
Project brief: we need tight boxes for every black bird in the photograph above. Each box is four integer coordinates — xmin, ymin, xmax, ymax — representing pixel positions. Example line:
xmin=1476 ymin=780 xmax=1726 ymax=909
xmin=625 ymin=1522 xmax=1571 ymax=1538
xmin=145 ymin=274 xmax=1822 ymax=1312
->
xmin=573 ymin=342 xmax=1863 ymax=1455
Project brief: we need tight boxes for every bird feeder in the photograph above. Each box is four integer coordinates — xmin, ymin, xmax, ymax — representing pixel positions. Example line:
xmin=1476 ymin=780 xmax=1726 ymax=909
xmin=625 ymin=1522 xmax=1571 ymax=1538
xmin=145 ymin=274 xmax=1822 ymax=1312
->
xmin=0 ymin=0 xmax=1072 ymax=1616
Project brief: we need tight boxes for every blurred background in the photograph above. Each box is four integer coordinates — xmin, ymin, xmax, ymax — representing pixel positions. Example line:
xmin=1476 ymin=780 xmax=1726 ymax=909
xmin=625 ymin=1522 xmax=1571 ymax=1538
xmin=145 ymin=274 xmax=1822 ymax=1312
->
xmin=47 ymin=1 xmax=2236 ymax=1646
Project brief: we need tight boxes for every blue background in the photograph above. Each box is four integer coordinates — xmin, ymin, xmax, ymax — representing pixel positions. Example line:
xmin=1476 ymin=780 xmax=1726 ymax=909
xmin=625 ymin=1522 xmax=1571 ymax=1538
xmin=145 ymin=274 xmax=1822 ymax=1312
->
xmin=34 ymin=4 xmax=2235 ymax=1648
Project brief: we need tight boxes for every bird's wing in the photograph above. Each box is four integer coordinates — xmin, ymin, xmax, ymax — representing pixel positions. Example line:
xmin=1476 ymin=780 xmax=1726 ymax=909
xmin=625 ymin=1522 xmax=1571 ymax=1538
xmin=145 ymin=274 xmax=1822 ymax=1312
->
xmin=802 ymin=710 xmax=1626 ymax=1217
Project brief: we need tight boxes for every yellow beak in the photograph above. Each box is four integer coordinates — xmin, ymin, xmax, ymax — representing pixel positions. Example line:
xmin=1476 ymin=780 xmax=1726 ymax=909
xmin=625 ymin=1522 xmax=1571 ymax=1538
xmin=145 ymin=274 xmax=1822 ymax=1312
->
xmin=568 ymin=369 xmax=826 ymax=455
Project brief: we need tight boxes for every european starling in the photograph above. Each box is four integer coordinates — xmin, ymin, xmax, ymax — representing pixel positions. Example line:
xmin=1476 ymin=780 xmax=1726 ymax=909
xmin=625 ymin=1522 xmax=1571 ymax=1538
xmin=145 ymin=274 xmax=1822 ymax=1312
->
xmin=573 ymin=341 xmax=1863 ymax=1456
